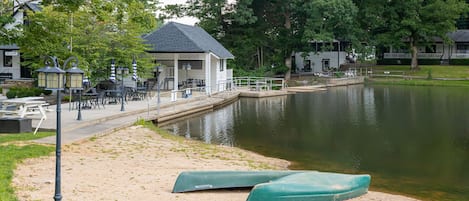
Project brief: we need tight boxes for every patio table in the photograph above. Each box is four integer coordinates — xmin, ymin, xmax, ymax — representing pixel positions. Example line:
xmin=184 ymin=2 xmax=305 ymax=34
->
xmin=0 ymin=98 xmax=48 ymax=134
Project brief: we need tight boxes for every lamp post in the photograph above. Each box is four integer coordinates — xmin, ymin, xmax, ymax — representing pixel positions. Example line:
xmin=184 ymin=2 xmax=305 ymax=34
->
xmin=116 ymin=66 xmax=129 ymax=111
xmin=65 ymin=59 xmax=85 ymax=120
xmin=36 ymin=56 xmax=83 ymax=201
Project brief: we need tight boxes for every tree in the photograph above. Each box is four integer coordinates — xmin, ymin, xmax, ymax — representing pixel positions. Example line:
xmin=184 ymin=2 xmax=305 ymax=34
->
xmin=18 ymin=0 xmax=160 ymax=83
xmin=162 ymin=0 xmax=359 ymax=79
xmin=355 ymin=0 xmax=469 ymax=70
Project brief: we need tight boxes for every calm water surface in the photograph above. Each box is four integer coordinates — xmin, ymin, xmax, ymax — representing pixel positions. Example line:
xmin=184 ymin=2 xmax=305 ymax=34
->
xmin=161 ymin=85 xmax=469 ymax=200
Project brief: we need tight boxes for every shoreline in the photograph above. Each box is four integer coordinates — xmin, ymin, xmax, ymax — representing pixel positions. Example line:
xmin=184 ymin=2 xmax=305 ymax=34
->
xmin=13 ymin=125 xmax=419 ymax=201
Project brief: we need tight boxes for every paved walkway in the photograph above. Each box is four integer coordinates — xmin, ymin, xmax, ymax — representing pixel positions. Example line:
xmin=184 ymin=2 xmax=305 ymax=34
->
xmin=29 ymin=91 xmax=240 ymax=145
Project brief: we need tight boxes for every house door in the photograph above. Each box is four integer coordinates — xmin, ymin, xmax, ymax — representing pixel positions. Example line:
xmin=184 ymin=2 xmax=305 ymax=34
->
xmin=322 ymin=59 xmax=330 ymax=71
xmin=304 ymin=60 xmax=311 ymax=72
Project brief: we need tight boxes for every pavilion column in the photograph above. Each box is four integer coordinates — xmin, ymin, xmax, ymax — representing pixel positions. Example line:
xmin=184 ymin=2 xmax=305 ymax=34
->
xmin=172 ymin=54 xmax=179 ymax=101
xmin=174 ymin=54 xmax=179 ymax=91
xmin=205 ymin=53 xmax=211 ymax=95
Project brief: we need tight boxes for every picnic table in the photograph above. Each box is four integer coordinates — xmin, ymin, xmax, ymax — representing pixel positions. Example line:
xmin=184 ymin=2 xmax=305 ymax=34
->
xmin=0 ymin=97 xmax=48 ymax=134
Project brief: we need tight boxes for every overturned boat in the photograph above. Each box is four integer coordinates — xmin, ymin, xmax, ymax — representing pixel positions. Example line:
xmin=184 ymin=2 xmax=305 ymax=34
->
xmin=172 ymin=170 xmax=371 ymax=201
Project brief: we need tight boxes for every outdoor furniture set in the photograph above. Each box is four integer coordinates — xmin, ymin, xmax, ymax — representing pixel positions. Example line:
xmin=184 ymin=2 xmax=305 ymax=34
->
xmin=0 ymin=96 xmax=49 ymax=134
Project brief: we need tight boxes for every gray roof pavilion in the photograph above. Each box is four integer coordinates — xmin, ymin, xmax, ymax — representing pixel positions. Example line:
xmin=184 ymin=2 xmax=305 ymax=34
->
xmin=143 ymin=22 xmax=234 ymax=59
xmin=143 ymin=22 xmax=234 ymax=99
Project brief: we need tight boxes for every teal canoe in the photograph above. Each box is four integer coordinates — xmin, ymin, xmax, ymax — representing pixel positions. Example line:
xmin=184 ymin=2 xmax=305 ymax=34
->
xmin=172 ymin=170 xmax=306 ymax=193
xmin=172 ymin=170 xmax=371 ymax=201
xmin=247 ymin=172 xmax=371 ymax=201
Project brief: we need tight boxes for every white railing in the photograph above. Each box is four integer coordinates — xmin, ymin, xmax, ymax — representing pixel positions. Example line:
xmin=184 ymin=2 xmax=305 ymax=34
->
xmin=232 ymin=77 xmax=285 ymax=91
xmin=452 ymin=53 xmax=469 ymax=59
xmin=384 ymin=53 xmax=446 ymax=59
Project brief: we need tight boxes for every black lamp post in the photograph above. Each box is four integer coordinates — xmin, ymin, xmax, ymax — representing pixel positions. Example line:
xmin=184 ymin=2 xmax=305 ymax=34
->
xmin=36 ymin=56 xmax=83 ymax=201
xmin=116 ymin=66 xmax=129 ymax=111
xmin=65 ymin=58 xmax=84 ymax=120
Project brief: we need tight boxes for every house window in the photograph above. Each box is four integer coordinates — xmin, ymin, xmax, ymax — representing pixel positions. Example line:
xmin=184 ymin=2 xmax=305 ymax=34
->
xmin=220 ymin=60 xmax=224 ymax=72
xmin=0 ymin=73 xmax=12 ymax=84
xmin=178 ymin=60 xmax=202 ymax=70
xmin=3 ymin=52 xmax=12 ymax=67
xmin=321 ymin=59 xmax=330 ymax=71
xmin=456 ymin=43 xmax=469 ymax=53
xmin=425 ymin=45 xmax=437 ymax=53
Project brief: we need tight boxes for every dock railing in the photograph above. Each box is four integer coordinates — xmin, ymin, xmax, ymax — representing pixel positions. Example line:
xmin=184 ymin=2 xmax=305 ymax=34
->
xmin=232 ymin=77 xmax=285 ymax=91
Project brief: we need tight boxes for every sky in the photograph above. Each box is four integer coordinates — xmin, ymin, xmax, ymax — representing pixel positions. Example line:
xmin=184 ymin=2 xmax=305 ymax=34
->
xmin=159 ymin=0 xmax=199 ymax=25
xmin=159 ymin=0 xmax=237 ymax=25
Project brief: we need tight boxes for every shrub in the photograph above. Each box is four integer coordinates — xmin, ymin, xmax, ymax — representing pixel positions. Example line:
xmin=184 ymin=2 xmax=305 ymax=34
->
xmin=6 ymin=90 xmax=16 ymax=98
xmin=43 ymin=89 xmax=52 ymax=95
xmin=449 ymin=59 xmax=469 ymax=65
xmin=427 ymin=69 xmax=433 ymax=80
xmin=4 ymin=86 xmax=46 ymax=99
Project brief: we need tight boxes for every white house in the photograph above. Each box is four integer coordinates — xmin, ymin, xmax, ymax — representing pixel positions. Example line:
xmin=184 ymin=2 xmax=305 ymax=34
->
xmin=381 ymin=30 xmax=469 ymax=64
xmin=0 ymin=1 xmax=41 ymax=83
xmin=143 ymin=22 xmax=234 ymax=96
xmin=293 ymin=40 xmax=353 ymax=73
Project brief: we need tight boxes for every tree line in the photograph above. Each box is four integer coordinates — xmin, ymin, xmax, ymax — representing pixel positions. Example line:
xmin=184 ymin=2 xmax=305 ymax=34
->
xmin=1 ymin=0 xmax=468 ymax=81
xmin=1 ymin=0 xmax=160 ymax=83
xmin=163 ymin=0 xmax=469 ymax=78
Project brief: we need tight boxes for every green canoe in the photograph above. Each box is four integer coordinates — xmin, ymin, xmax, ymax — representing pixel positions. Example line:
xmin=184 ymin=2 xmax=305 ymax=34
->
xmin=172 ymin=170 xmax=306 ymax=193
xmin=247 ymin=172 xmax=371 ymax=201
xmin=173 ymin=170 xmax=370 ymax=201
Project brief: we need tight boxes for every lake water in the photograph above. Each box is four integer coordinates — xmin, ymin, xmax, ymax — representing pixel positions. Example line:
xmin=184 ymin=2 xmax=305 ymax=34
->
xmin=160 ymin=85 xmax=469 ymax=200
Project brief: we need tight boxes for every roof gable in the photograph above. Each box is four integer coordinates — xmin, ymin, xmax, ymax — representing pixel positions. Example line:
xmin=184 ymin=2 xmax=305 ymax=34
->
xmin=144 ymin=22 xmax=234 ymax=59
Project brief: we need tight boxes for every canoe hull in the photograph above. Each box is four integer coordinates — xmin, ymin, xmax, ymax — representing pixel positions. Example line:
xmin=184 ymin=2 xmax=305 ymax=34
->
xmin=247 ymin=172 xmax=371 ymax=201
xmin=172 ymin=170 xmax=371 ymax=201
xmin=172 ymin=170 xmax=306 ymax=193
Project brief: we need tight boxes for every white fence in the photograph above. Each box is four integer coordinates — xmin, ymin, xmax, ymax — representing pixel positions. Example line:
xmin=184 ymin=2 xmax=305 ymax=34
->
xmin=232 ymin=77 xmax=285 ymax=91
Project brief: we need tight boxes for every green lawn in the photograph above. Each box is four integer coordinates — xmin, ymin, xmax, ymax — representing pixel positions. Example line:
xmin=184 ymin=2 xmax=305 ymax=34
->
xmin=365 ymin=65 xmax=469 ymax=86
xmin=0 ymin=132 xmax=55 ymax=201
xmin=371 ymin=65 xmax=469 ymax=78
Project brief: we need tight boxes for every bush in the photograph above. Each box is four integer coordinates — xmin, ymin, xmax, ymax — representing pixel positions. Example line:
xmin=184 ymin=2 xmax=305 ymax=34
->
xmin=4 ymin=86 xmax=46 ymax=99
xmin=449 ymin=59 xmax=469 ymax=65
xmin=427 ymin=69 xmax=433 ymax=80
xmin=6 ymin=90 xmax=16 ymax=98
xmin=43 ymin=89 xmax=52 ymax=95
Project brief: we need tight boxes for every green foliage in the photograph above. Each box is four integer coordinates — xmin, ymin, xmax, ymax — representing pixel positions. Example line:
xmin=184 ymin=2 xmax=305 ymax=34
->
xmin=367 ymin=78 xmax=469 ymax=87
xmin=0 ymin=132 xmax=55 ymax=144
xmin=371 ymin=65 xmax=469 ymax=78
xmin=5 ymin=87 xmax=44 ymax=99
xmin=0 ymin=1 xmax=21 ymax=45
xmin=357 ymin=0 xmax=469 ymax=69
xmin=134 ymin=118 xmax=146 ymax=126
xmin=63 ymin=95 xmax=72 ymax=102
xmin=18 ymin=0 xmax=160 ymax=85
xmin=163 ymin=0 xmax=358 ymax=78
xmin=449 ymin=59 xmax=469 ymax=65
xmin=0 ymin=132 xmax=55 ymax=201
xmin=427 ymin=69 xmax=433 ymax=80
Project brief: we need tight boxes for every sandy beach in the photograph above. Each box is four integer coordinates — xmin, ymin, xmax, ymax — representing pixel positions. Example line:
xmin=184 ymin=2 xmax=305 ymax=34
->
xmin=13 ymin=126 xmax=419 ymax=201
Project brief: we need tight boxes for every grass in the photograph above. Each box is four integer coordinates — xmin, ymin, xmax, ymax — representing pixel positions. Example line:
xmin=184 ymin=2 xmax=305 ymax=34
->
xmin=366 ymin=78 xmax=469 ymax=87
xmin=370 ymin=65 xmax=469 ymax=78
xmin=0 ymin=132 xmax=55 ymax=201
xmin=366 ymin=65 xmax=469 ymax=86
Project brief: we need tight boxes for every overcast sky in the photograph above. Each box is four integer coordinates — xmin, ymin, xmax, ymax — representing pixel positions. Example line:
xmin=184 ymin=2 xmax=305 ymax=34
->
xmin=159 ymin=0 xmax=199 ymax=25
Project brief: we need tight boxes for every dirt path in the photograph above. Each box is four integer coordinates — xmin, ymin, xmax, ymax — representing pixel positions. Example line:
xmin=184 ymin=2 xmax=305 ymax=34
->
xmin=13 ymin=126 xmax=419 ymax=201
